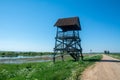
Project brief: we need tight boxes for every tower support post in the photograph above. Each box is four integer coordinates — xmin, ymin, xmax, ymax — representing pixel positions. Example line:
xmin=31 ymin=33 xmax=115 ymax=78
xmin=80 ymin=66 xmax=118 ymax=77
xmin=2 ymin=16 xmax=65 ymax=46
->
xmin=53 ymin=17 xmax=83 ymax=62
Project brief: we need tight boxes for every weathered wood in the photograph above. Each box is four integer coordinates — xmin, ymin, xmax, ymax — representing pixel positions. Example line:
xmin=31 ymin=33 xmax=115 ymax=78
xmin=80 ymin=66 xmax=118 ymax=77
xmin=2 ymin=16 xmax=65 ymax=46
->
xmin=53 ymin=17 xmax=83 ymax=62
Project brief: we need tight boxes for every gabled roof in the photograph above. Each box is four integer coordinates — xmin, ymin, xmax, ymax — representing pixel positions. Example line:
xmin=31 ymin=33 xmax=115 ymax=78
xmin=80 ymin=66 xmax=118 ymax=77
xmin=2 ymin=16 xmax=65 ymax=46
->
xmin=54 ymin=17 xmax=81 ymax=31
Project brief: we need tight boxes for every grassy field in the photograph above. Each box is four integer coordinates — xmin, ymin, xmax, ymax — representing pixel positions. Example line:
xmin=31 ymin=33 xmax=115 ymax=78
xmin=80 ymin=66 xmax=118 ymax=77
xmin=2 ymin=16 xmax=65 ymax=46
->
xmin=0 ymin=51 xmax=54 ymax=57
xmin=0 ymin=54 xmax=102 ymax=80
xmin=107 ymin=53 xmax=120 ymax=59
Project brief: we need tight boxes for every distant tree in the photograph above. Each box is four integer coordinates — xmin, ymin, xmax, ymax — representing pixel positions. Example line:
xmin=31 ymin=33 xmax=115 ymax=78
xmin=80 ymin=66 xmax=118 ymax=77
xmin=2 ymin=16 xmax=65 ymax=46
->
xmin=104 ymin=50 xmax=110 ymax=54
xmin=108 ymin=51 xmax=110 ymax=54
xmin=2 ymin=52 xmax=5 ymax=57
xmin=104 ymin=50 xmax=107 ymax=54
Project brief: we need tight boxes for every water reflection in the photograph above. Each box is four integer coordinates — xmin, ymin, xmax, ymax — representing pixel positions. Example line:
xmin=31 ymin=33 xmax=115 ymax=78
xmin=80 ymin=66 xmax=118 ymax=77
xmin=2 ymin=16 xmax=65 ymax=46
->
xmin=0 ymin=55 xmax=52 ymax=59
xmin=0 ymin=55 xmax=54 ymax=64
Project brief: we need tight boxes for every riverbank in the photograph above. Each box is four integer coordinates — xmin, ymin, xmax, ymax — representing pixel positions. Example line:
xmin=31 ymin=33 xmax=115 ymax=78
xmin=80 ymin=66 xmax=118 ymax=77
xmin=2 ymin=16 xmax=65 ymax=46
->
xmin=0 ymin=51 xmax=54 ymax=57
xmin=0 ymin=54 xmax=102 ymax=80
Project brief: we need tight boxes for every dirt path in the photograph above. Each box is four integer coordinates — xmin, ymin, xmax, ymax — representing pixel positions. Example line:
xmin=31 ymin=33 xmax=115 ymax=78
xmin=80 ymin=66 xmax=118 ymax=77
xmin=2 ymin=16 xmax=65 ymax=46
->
xmin=80 ymin=55 xmax=120 ymax=80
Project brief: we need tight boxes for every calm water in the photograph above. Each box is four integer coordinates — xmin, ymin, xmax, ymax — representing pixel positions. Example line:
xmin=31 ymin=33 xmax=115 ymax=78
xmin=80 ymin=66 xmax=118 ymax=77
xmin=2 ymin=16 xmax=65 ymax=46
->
xmin=0 ymin=55 xmax=55 ymax=64
xmin=0 ymin=55 xmax=52 ymax=59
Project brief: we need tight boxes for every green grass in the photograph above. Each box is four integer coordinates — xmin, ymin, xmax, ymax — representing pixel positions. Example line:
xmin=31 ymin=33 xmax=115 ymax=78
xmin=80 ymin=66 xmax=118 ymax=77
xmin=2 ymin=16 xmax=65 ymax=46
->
xmin=0 ymin=51 xmax=54 ymax=57
xmin=0 ymin=54 xmax=102 ymax=80
xmin=107 ymin=53 xmax=120 ymax=59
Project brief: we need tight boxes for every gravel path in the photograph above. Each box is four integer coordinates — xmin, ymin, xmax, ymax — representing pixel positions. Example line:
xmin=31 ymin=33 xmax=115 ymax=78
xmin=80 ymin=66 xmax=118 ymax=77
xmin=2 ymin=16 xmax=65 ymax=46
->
xmin=81 ymin=55 xmax=120 ymax=80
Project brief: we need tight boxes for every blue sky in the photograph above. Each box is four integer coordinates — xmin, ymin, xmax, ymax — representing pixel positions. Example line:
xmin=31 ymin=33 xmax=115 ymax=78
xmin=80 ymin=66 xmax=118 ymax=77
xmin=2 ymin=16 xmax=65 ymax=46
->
xmin=0 ymin=0 xmax=120 ymax=52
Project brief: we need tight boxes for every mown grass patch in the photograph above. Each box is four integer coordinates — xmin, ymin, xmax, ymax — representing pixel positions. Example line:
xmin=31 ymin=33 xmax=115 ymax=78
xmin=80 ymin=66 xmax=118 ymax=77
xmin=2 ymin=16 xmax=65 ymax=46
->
xmin=107 ymin=53 xmax=120 ymax=59
xmin=0 ymin=54 xmax=102 ymax=80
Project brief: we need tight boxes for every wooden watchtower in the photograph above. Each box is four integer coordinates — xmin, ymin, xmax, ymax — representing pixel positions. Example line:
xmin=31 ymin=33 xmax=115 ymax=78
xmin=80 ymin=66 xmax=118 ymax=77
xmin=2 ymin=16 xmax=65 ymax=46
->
xmin=53 ymin=17 xmax=83 ymax=62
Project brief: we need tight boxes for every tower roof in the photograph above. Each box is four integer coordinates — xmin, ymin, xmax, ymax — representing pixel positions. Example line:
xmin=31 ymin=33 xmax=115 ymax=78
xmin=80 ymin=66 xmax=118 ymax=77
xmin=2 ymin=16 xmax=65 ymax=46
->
xmin=54 ymin=17 xmax=81 ymax=31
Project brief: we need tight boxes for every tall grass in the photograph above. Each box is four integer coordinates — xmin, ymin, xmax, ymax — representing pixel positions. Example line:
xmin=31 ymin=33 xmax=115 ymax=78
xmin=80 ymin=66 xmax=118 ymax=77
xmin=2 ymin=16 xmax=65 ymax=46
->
xmin=0 ymin=54 xmax=102 ymax=80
